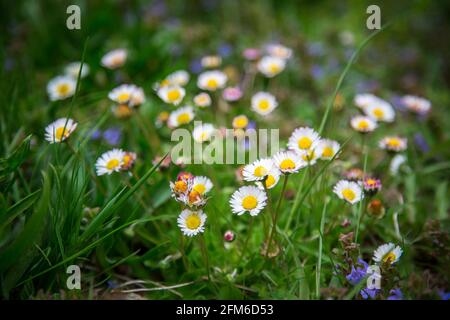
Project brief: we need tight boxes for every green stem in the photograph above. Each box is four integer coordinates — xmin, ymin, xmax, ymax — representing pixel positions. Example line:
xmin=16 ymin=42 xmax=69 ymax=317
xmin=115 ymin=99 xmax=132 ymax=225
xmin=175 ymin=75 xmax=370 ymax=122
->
xmin=355 ymin=136 xmax=368 ymax=242
xmin=285 ymin=167 xmax=309 ymax=232
xmin=316 ymin=200 xmax=328 ymax=299
xmin=266 ymin=175 xmax=289 ymax=257
xmin=199 ymin=235 xmax=211 ymax=281
xmin=239 ymin=216 xmax=255 ymax=260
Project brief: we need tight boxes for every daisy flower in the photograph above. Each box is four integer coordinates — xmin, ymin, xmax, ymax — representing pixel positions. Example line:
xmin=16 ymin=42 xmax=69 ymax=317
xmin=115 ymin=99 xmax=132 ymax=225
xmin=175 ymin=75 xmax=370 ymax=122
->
xmin=177 ymin=209 xmax=207 ymax=237
xmin=192 ymin=176 xmax=213 ymax=195
xmin=242 ymin=158 xmax=274 ymax=182
xmin=256 ymin=167 xmax=281 ymax=190
xmin=333 ymin=180 xmax=363 ymax=204
xmin=232 ymin=115 xmax=249 ymax=129
xmin=197 ymin=70 xmax=227 ymax=91
xmin=121 ymin=151 xmax=137 ymax=171
xmin=266 ymin=43 xmax=293 ymax=60
xmin=287 ymin=127 xmax=321 ymax=153
xmin=298 ymin=148 xmax=320 ymax=165
xmin=168 ymin=106 xmax=195 ymax=128
xmin=316 ymin=139 xmax=340 ymax=160
xmin=64 ymin=62 xmax=89 ymax=79
xmin=362 ymin=100 xmax=395 ymax=123
xmin=157 ymin=85 xmax=185 ymax=105
xmin=166 ymin=70 xmax=190 ymax=87
xmin=363 ymin=177 xmax=382 ymax=195
xmin=201 ymin=55 xmax=222 ymax=68
xmin=44 ymin=118 xmax=77 ymax=143
xmin=354 ymin=93 xmax=382 ymax=109
xmin=101 ymin=48 xmax=127 ymax=69
xmin=193 ymin=93 xmax=212 ymax=107
xmin=272 ymin=151 xmax=306 ymax=174
xmin=95 ymin=149 xmax=125 ymax=176
xmin=47 ymin=75 xmax=76 ymax=101
xmin=129 ymin=86 xmax=145 ymax=107
xmin=257 ymin=56 xmax=286 ymax=78
xmin=230 ymin=186 xmax=267 ymax=216
xmin=373 ymin=243 xmax=403 ymax=265
xmin=192 ymin=123 xmax=215 ymax=143
xmin=108 ymin=84 xmax=138 ymax=105
xmin=350 ymin=115 xmax=378 ymax=133
xmin=401 ymin=95 xmax=431 ymax=115
xmin=379 ymin=136 xmax=407 ymax=152
xmin=251 ymin=92 xmax=278 ymax=116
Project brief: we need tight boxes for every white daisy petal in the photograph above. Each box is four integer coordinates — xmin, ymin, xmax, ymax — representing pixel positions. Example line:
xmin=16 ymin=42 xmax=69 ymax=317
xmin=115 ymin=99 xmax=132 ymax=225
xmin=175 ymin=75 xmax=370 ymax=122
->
xmin=197 ymin=70 xmax=227 ymax=91
xmin=44 ymin=118 xmax=77 ymax=143
xmin=177 ymin=209 xmax=207 ymax=237
xmin=168 ymin=106 xmax=195 ymax=128
xmin=251 ymin=92 xmax=278 ymax=116
xmin=47 ymin=75 xmax=76 ymax=101
xmin=95 ymin=149 xmax=125 ymax=176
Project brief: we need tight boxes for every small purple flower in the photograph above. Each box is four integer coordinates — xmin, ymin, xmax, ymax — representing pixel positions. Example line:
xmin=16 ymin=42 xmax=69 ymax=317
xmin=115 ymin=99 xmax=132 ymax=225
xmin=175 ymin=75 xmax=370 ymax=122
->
xmin=189 ymin=59 xmax=203 ymax=74
xmin=387 ymin=288 xmax=403 ymax=300
xmin=346 ymin=258 xmax=368 ymax=285
xmin=438 ymin=290 xmax=450 ymax=300
xmin=311 ymin=64 xmax=325 ymax=80
xmin=103 ymin=127 xmax=121 ymax=146
xmin=247 ymin=121 xmax=257 ymax=130
xmin=222 ymin=87 xmax=243 ymax=102
xmin=218 ymin=43 xmax=233 ymax=58
xmin=361 ymin=287 xmax=380 ymax=300
xmin=414 ymin=133 xmax=430 ymax=153
xmin=91 ymin=129 xmax=102 ymax=140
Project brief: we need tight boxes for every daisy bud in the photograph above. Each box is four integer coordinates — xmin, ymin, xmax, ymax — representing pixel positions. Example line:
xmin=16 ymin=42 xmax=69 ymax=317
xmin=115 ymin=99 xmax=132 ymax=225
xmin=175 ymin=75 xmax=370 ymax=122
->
xmin=367 ymin=199 xmax=385 ymax=219
xmin=224 ymin=230 xmax=235 ymax=242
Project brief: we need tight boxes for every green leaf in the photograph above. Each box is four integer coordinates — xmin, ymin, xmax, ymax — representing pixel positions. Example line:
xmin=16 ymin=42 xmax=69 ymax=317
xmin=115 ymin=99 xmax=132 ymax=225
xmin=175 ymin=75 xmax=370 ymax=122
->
xmin=0 ymin=189 xmax=41 ymax=230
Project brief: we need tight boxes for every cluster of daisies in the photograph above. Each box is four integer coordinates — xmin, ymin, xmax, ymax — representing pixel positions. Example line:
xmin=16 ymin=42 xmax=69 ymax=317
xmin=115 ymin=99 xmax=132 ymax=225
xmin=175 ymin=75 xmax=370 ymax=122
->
xmin=149 ymin=43 xmax=292 ymax=146
xmin=169 ymin=172 xmax=213 ymax=237
xmin=44 ymin=49 xmax=139 ymax=177
xmin=230 ymin=126 xmax=340 ymax=216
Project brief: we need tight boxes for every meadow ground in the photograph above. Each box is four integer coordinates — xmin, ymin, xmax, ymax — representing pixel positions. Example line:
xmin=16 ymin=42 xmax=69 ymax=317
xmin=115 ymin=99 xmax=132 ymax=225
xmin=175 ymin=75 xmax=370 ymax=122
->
xmin=1 ymin=0 xmax=449 ymax=300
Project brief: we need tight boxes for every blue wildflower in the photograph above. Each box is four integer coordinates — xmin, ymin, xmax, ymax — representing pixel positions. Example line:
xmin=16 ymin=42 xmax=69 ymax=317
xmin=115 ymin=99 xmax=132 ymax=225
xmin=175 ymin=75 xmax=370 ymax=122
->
xmin=387 ymin=288 xmax=403 ymax=300
xmin=103 ymin=127 xmax=121 ymax=146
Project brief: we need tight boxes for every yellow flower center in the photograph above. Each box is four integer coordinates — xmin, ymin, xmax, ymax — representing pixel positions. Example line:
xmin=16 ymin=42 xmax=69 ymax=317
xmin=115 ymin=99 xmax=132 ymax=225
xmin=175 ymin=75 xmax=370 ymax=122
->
xmin=298 ymin=137 xmax=312 ymax=150
xmin=174 ymin=180 xmax=188 ymax=193
xmin=206 ymin=78 xmax=218 ymax=89
xmin=199 ymin=131 xmax=208 ymax=141
xmin=106 ymin=159 xmax=120 ymax=170
xmin=55 ymin=126 xmax=69 ymax=141
xmin=322 ymin=146 xmax=333 ymax=158
xmin=342 ymin=189 xmax=356 ymax=201
xmin=258 ymin=99 xmax=270 ymax=110
xmin=357 ymin=120 xmax=369 ymax=130
xmin=233 ymin=116 xmax=248 ymax=129
xmin=366 ymin=179 xmax=376 ymax=186
xmin=383 ymin=252 xmax=396 ymax=264
xmin=117 ymin=92 xmax=130 ymax=103
xmin=193 ymin=184 xmax=206 ymax=195
xmin=177 ymin=113 xmax=191 ymax=124
xmin=373 ymin=107 xmax=384 ymax=119
xmin=280 ymin=159 xmax=295 ymax=170
xmin=254 ymin=166 xmax=268 ymax=177
xmin=242 ymin=195 xmax=257 ymax=210
xmin=188 ymin=190 xmax=201 ymax=204
xmin=167 ymin=89 xmax=181 ymax=102
xmin=185 ymin=214 xmax=201 ymax=230
xmin=302 ymin=150 xmax=315 ymax=162
xmin=265 ymin=175 xmax=276 ymax=188
xmin=269 ymin=63 xmax=280 ymax=74
xmin=387 ymin=138 xmax=401 ymax=148
xmin=57 ymin=83 xmax=70 ymax=96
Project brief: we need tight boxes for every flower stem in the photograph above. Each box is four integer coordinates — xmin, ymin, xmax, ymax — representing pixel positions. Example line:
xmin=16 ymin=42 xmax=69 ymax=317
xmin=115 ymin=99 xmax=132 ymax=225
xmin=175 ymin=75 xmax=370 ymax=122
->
xmin=199 ymin=235 xmax=211 ymax=281
xmin=239 ymin=216 xmax=255 ymax=260
xmin=355 ymin=136 xmax=368 ymax=243
xmin=266 ymin=174 xmax=289 ymax=257
xmin=284 ymin=167 xmax=308 ymax=233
